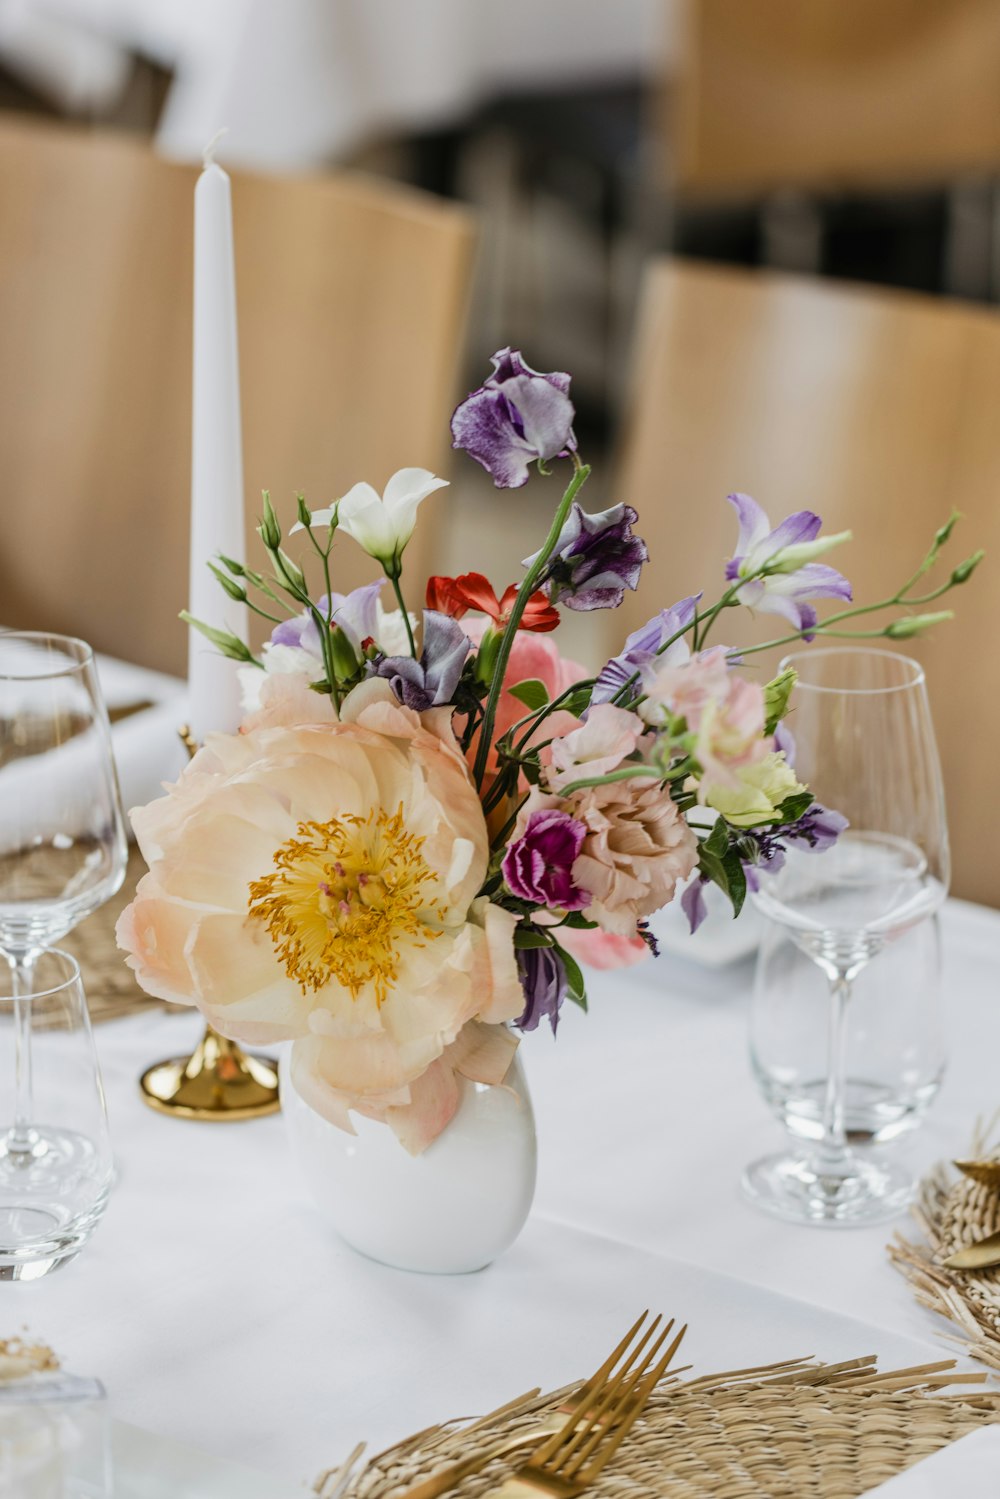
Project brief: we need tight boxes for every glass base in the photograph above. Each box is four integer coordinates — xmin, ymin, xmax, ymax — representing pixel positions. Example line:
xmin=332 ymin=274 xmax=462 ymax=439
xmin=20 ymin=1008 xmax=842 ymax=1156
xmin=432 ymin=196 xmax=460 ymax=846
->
xmin=0 ymin=1123 xmax=109 ymax=1275
xmin=742 ymin=1149 xmax=915 ymax=1227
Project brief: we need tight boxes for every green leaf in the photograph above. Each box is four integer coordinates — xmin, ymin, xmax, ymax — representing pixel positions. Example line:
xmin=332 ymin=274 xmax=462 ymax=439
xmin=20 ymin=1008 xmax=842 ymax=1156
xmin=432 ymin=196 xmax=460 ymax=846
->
xmin=558 ymin=945 xmax=588 ymax=1012
xmin=763 ymin=667 xmax=797 ymax=735
xmin=508 ymin=678 xmax=550 ymax=711
xmin=721 ymin=849 xmax=747 ymax=917
xmin=703 ymin=818 xmax=730 ymax=858
xmin=559 ymin=911 xmax=599 ymax=930
xmin=560 ymin=687 xmax=595 ymax=717
xmin=773 ymin=791 xmax=814 ymax=824
xmin=513 ymin=926 xmax=554 ymax=950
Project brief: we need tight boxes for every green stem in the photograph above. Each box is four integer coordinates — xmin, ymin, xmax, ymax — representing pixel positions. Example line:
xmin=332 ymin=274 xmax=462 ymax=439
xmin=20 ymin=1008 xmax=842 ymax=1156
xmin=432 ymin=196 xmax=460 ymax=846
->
xmin=389 ymin=573 xmax=418 ymax=658
xmin=557 ymin=764 xmax=663 ymax=796
xmin=471 ymin=460 xmax=591 ymax=788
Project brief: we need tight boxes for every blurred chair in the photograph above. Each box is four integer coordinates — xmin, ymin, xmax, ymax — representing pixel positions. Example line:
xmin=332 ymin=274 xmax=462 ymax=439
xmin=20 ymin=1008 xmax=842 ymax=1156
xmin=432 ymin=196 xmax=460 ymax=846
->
xmin=672 ymin=0 xmax=1000 ymax=291
xmin=0 ymin=115 xmax=474 ymax=674
xmin=616 ymin=259 xmax=1000 ymax=904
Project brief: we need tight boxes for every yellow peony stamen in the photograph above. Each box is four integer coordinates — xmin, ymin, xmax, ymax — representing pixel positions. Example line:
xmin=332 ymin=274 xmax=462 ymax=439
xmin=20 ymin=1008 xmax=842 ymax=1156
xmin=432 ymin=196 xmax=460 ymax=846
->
xmin=247 ymin=806 xmax=443 ymax=1002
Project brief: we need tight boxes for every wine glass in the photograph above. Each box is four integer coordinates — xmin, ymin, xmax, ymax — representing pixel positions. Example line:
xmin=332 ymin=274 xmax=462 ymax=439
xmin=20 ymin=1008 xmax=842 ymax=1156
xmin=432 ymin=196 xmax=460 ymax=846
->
xmin=745 ymin=647 xmax=949 ymax=1226
xmin=0 ymin=632 xmax=126 ymax=1260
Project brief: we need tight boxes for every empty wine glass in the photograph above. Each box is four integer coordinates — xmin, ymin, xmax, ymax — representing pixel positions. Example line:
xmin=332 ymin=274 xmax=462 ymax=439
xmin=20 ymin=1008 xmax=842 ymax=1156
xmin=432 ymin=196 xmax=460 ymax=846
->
xmin=0 ymin=632 xmax=126 ymax=1258
xmin=744 ymin=647 xmax=949 ymax=1225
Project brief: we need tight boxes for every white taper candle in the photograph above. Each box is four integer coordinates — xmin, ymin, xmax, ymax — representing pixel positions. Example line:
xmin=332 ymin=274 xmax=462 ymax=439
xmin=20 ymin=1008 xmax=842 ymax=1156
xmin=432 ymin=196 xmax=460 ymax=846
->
xmin=188 ymin=133 xmax=248 ymax=740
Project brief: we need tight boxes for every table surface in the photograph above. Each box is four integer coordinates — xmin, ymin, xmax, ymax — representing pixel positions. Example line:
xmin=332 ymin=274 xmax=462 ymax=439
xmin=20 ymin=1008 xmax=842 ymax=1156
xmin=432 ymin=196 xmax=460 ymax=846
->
xmin=6 ymin=896 xmax=999 ymax=1493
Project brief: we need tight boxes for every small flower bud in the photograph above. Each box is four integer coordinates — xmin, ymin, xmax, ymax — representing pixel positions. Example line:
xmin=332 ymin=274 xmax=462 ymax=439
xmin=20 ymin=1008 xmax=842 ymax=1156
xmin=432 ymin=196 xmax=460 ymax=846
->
xmin=208 ymin=562 xmax=247 ymax=602
xmin=258 ymin=491 xmax=281 ymax=550
xmin=329 ymin=622 xmax=360 ymax=681
xmin=767 ymin=530 xmax=852 ymax=574
xmin=296 ymin=493 xmax=312 ymax=529
xmin=217 ymin=553 xmax=246 ymax=577
xmin=950 ymin=549 xmax=985 ymax=585
xmin=886 ymin=611 xmax=954 ymax=639
xmin=180 ymin=612 xmax=256 ymax=662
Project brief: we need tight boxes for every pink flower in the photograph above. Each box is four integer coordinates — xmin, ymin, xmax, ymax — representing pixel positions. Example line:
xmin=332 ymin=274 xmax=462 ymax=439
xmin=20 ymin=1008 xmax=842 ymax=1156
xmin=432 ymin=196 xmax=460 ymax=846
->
xmin=560 ymin=926 xmax=649 ymax=971
xmin=117 ymin=678 xmax=523 ymax=1154
xmin=516 ymin=781 xmax=698 ymax=937
xmin=693 ymin=675 xmax=770 ymax=793
xmin=639 ymin=645 xmax=730 ymax=731
xmin=546 ymin=703 xmax=644 ymax=791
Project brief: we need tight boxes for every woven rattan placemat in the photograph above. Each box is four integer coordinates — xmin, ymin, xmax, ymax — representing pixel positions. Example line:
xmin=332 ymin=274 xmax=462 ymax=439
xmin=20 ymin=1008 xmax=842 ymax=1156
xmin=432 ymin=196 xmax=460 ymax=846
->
xmin=63 ymin=845 xmax=180 ymax=1025
xmin=890 ymin=1138 xmax=1000 ymax=1373
xmin=318 ymin=1355 xmax=1000 ymax=1499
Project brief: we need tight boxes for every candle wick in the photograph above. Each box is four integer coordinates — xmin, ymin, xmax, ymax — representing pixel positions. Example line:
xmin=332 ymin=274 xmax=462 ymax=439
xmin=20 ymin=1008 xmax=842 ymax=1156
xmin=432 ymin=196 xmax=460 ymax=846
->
xmin=202 ymin=127 xmax=230 ymax=168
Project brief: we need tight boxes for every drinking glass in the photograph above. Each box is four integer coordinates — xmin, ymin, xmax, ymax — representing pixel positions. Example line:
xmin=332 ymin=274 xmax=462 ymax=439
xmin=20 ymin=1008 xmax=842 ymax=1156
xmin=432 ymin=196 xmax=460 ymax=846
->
xmin=0 ymin=950 xmax=113 ymax=1276
xmin=0 ymin=632 xmax=126 ymax=1268
xmin=0 ymin=1370 xmax=111 ymax=1497
xmin=751 ymin=916 xmax=945 ymax=1146
xmin=744 ymin=647 xmax=949 ymax=1225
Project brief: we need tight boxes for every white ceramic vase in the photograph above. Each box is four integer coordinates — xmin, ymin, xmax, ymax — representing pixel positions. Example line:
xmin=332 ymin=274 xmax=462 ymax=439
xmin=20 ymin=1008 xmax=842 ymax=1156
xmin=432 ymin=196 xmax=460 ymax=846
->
xmin=279 ymin=1046 xmax=537 ymax=1274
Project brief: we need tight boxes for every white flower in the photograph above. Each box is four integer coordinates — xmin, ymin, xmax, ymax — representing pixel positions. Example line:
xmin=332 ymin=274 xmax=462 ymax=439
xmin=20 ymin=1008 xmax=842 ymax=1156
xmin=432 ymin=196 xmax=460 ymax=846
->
xmin=238 ymin=643 xmax=316 ymax=712
xmin=337 ymin=468 xmax=448 ymax=570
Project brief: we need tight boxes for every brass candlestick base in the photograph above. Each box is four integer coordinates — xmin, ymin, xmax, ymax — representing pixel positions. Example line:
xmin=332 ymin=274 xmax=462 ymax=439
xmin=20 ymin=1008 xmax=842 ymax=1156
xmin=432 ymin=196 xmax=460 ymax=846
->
xmin=139 ymin=1024 xmax=281 ymax=1121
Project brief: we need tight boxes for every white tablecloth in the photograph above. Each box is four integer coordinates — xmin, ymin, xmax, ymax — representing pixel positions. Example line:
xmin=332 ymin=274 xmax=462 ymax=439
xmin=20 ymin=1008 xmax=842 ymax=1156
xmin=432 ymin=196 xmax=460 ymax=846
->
xmin=5 ymin=897 xmax=999 ymax=1491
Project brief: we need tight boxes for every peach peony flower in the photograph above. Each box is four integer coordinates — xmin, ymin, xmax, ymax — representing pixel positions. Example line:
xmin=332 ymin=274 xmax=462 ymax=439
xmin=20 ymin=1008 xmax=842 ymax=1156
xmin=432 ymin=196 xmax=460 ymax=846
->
xmin=546 ymin=703 xmax=643 ymax=792
xmin=116 ymin=678 xmax=523 ymax=1154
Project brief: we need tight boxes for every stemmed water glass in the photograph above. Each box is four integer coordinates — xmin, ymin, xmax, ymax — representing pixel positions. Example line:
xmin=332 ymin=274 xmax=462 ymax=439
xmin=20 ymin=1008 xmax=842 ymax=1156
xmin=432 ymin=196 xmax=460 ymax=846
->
xmin=745 ymin=647 xmax=949 ymax=1226
xmin=0 ymin=632 xmax=127 ymax=1271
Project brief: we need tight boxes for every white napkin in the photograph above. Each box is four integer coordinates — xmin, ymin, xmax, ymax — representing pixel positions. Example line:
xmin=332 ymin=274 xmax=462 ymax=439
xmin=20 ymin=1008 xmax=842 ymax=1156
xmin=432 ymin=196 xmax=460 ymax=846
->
xmin=862 ymin=1427 xmax=1000 ymax=1495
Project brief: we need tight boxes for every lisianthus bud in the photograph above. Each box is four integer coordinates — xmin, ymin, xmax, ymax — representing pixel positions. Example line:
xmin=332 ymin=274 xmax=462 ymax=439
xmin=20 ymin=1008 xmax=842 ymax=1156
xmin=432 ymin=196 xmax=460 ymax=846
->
xmin=475 ymin=625 xmax=503 ymax=685
xmin=208 ymin=562 xmax=247 ymax=603
xmin=329 ymin=622 xmax=360 ymax=680
xmin=766 ymin=530 xmax=852 ymax=573
xmin=950 ymin=550 xmax=985 ymax=585
xmin=886 ymin=611 xmax=954 ymax=638
xmin=258 ymin=491 xmax=282 ymax=550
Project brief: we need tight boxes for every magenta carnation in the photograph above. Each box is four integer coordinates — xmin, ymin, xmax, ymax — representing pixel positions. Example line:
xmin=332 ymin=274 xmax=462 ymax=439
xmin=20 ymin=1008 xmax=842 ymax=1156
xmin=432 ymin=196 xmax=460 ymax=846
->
xmin=501 ymin=809 xmax=589 ymax=911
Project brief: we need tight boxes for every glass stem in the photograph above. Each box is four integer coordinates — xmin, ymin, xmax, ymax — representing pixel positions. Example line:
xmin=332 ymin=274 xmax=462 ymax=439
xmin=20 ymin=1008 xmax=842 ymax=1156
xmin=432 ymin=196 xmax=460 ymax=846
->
xmin=817 ymin=971 xmax=853 ymax=1176
xmin=8 ymin=951 xmax=36 ymax=1159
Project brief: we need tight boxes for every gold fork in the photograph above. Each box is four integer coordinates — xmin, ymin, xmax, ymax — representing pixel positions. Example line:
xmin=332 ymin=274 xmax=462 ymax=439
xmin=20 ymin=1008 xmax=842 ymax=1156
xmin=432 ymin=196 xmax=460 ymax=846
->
xmin=483 ymin=1311 xmax=686 ymax=1498
xmin=392 ymin=1312 xmax=686 ymax=1499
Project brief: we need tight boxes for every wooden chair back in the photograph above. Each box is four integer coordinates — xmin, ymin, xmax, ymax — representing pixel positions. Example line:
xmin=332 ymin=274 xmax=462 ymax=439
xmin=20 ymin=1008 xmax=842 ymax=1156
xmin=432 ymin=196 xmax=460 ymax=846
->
xmin=616 ymin=260 xmax=1000 ymax=904
xmin=674 ymin=0 xmax=1000 ymax=194
xmin=0 ymin=116 xmax=475 ymax=674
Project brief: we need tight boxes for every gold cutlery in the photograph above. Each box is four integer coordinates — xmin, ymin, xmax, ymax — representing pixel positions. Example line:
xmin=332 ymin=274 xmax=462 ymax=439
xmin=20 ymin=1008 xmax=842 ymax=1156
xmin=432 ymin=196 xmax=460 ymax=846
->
xmin=393 ymin=1311 xmax=686 ymax=1499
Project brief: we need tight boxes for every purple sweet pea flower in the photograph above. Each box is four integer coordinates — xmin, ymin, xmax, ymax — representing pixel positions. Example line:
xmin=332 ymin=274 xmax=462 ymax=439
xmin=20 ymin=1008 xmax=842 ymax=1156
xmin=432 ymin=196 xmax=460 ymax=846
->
xmin=524 ymin=502 xmax=649 ymax=612
xmin=725 ymin=494 xmax=852 ymax=639
xmin=451 ymin=348 xmax=577 ymax=489
xmin=591 ymin=594 xmax=701 ymax=706
xmin=269 ymin=582 xmax=383 ymax=657
xmin=369 ymin=609 xmax=470 ymax=710
xmin=502 ymin=809 xmax=589 ymax=911
xmin=515 ymin=944 xmax=568 ymax=1035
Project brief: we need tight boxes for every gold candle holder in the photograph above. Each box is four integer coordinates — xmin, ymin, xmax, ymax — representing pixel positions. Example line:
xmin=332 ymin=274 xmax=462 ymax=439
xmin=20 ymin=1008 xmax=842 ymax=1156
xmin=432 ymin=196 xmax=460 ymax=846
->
xmin=137 ymin=726 xmax=280 ymax=1121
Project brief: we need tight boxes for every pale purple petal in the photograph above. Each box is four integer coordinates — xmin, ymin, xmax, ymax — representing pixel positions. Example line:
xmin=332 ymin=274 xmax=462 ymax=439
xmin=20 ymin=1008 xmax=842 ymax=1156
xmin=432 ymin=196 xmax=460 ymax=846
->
xmin=326 ymin=581 xmax=383 ymax=651
xmin=515 ymin=945 xmax=568 ymax=1035
xmin=452 ymin=349 xmax=576 ymax=489
xmin=764 ymin=509 xmax=822 ymax=553
xmin=421 ymin=610 xmax=471 ymax=703
xmin=727 ymin=493 xmax=771 ymax=555
xmin=681 ymin=877 xmax=709 ymax=934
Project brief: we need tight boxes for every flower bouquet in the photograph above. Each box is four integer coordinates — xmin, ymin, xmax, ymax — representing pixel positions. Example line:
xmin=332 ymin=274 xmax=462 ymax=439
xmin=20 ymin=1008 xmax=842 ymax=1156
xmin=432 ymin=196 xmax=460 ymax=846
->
xmin=118 ymin=350 xmax=979 ymax=1166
